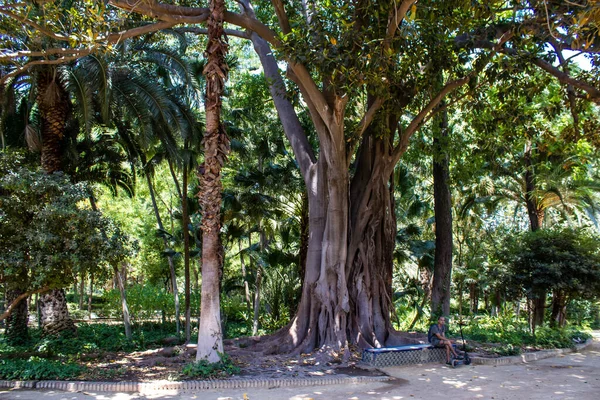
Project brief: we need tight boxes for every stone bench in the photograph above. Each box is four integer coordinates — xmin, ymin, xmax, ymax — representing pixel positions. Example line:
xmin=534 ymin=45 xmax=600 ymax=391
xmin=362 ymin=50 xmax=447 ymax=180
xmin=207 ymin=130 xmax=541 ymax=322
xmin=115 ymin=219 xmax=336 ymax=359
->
xmin=362 ymin=343 xmax=457 ymax=367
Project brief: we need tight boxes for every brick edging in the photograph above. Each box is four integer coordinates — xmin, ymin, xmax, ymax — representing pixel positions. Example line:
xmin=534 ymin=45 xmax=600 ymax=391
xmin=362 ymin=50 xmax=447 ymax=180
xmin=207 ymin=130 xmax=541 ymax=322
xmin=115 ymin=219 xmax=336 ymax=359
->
xmin=470 ymin=337 xmax=596 ymax=366
xmin=0 ymin=374 xmax=392 ymax=393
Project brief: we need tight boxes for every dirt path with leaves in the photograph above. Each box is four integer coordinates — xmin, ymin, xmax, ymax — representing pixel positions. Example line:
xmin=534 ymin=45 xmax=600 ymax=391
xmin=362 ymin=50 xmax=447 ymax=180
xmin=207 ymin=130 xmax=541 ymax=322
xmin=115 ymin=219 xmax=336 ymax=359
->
xmin=1 ymin=336 xmax=599 ymax=400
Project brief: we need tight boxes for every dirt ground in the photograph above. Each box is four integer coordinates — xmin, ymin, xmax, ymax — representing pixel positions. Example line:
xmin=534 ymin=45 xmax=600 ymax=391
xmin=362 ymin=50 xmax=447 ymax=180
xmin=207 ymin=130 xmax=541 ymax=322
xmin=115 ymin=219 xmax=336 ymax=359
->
xmin=1 ymin=337 xmax=599 ymax=400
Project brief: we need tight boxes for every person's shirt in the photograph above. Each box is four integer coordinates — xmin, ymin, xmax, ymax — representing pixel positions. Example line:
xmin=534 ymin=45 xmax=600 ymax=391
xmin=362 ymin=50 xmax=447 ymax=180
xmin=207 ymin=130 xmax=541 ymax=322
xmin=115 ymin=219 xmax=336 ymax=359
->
xmin=428 ymin=323 xmax=446 ymax=341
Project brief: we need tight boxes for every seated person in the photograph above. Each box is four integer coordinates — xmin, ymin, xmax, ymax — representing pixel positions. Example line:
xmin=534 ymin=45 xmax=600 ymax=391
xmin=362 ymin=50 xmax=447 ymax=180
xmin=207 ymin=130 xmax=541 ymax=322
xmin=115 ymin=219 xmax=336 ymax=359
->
xmin=428 ymin=316 xmax=460 ymax=364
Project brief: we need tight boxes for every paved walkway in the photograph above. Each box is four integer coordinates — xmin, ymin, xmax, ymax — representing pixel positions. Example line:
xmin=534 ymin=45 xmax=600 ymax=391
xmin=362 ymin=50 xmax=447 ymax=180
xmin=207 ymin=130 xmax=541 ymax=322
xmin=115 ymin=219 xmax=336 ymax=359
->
xmin=1 ymin=341 xmax=599 ymax=400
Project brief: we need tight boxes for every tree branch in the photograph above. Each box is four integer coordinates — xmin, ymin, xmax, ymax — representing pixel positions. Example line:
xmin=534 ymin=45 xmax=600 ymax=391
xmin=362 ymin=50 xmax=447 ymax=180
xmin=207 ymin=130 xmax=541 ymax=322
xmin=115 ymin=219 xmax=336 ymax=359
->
xmin=176 ymin=27 xmax=250 ymax=40
xmin=270 ymin=0 xmax=291 ymax=34
xmin=384 ymin=0 xmax=417 ymax=49
xmin=0 ymin=8 xmax=68 ymax=42
xmin=390 ymin=76 xmax=470 ymax=170
xmin=0 ymin=287 xmax=50 ymax=322
xmin=346 ymin=97 xmax=384 ymax=167
xmin=0 ymin=51 xmax=94 ymax=84
xmin=104 ymin=21 xmax=178 ymax=43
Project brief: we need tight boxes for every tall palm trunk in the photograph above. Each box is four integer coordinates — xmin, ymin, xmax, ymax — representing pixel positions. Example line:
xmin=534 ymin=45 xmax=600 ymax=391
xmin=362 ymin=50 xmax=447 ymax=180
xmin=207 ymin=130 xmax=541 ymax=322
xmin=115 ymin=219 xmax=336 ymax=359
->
xmin=36 ymin=66 xmax=76 ymax=336
xmin=197 ymin=0 xmax=229 ymax=362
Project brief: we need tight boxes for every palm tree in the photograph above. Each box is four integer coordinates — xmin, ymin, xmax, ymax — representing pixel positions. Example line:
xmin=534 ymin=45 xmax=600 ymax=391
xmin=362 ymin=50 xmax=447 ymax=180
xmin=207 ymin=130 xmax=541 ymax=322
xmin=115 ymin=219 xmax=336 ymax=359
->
xmin=196 ymin=0 xmax=229 ymax=362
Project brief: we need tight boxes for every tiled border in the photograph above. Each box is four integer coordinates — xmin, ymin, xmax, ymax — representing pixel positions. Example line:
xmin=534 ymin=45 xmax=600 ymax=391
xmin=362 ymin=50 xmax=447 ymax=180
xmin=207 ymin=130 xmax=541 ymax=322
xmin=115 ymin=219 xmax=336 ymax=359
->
xmin=470 ymin=338 xmax=595 ymax=366
xmin=0 ymin=375 xmax=392 ymax=393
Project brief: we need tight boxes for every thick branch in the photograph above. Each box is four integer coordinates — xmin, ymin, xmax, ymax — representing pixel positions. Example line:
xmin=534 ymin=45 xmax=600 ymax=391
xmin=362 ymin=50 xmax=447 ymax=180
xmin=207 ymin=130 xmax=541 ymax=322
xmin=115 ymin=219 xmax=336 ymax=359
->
xmin=390 ymin=77 xmax=470 ymax=170
xmin=0 ymin=287 xmax=50 ymax=322
xmin=104 ymin=21 xmax=178 ymax=43
xmin=289 ymin=63 xmax=337 ymax=133
xmin=270 ymin=0 xmax=291 ymax=34
xmin=250 ymin=32 xmax=316 ymax=181
xmin=384 ymin=0 xmax=417 ymax=48
xmin=176 ymin=27 xmax=250 ymax=39
xmin=108 ymin=0 xmax=278 ymax=44
xmin=0 ymin=50 xmax=94 ymax=84
xmin=346 ymin=97 xmax=384 ymax=167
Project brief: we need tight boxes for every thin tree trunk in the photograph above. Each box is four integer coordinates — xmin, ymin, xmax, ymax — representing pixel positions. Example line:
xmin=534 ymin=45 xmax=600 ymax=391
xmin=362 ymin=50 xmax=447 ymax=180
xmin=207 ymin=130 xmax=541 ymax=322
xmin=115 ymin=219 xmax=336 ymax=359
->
xmin=88 ymin=274 xmax=94 ymax=319
xmin=145 ymin=171 xmax=181 ymax=335
xmin=182 ymin=156 xmax=192 ymax=342
xmin=239 ymin=239 xmax=252 ymax=312
xmin=431 ymin=106 xmax=453 ymax=318
xmin=79 ymin=273 xmax=85 ymax=310
xmin=252 ymin=266 xmax=262 ymax=336
xmin=197 ymin=0 xmax=229 ymax=362
xmin=89 ymin=195 xmax=132 ymax=337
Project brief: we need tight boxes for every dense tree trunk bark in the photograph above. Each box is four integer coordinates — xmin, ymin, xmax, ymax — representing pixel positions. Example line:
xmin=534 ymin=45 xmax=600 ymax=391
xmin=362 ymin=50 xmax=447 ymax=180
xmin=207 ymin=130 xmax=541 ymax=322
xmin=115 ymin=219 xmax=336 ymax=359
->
xmin=39 ymin=289 xmax=76 ymax=336
xmin=550 ymin=291 xmax=567 ymax=328
xmin=197 ymin=0 xmax=229 ymax=363
xmin=36 ymin=66 xmax=76 ymax=336
xmin=431 ymin=108 xmax=453 ymax=318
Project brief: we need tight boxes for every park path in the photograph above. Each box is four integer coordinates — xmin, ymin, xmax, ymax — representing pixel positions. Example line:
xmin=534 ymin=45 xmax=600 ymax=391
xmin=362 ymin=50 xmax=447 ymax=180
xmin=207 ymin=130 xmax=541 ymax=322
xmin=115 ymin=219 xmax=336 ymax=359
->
xmin=1 ymin=338 xmax=599 ymax=400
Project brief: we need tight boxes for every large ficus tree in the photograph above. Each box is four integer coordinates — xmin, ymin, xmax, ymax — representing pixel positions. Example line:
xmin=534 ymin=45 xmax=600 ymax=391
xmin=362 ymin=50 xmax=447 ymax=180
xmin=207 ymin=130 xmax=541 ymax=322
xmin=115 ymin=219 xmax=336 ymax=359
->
xmin=3 ymin=0 xmax=599 ymax=355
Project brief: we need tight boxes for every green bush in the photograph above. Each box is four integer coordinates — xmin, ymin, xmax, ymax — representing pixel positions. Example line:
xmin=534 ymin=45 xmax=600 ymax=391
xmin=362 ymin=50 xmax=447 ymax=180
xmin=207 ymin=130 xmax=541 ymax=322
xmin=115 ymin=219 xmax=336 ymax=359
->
xmin=181 ymin=354 xmax=240 ymax=379
xmin=0 ymin=357 xmax=84 ymax=380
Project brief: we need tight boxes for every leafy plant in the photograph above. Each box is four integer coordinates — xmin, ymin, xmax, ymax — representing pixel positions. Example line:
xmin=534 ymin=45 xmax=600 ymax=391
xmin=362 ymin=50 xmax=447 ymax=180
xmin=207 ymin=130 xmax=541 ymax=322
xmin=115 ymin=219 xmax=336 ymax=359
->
xmin=180 ymin=354 xmax=240 ymax=379
xmin=0 ymin=357 xmax=84 ymax=380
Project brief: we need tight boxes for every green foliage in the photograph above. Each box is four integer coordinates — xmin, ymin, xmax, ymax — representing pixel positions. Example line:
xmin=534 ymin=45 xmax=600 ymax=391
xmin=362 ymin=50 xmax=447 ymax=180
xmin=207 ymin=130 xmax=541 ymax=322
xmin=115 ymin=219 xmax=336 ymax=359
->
xmin=0 ymin=158 xmax=134 ymax=296
xmin=180 ymin=354 xmax=240 ymax=379
xmin=499 ymin=228 xmax=600 ymax=301
xmin=462 ymin=309 xmax=591 ymax=349
xmin=0 ymin=357 xmax=84 ymax=380
xmin=101 ymin=284 xmax=199 ymax=322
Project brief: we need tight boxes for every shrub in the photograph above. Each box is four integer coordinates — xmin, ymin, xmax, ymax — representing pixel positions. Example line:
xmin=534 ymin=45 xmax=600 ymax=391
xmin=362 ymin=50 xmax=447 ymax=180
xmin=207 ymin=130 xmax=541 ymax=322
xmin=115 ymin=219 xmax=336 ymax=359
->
xmin=181 ymin=354 xmax=240 ymax=379
xmin=0 ymin=357 xmax=84 ymax=380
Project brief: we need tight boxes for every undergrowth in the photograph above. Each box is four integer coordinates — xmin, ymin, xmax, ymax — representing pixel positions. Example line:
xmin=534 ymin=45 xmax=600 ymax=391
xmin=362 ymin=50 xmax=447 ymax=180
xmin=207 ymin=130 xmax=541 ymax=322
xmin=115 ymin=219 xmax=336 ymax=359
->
xmin=181 ymin=354 xmax=240 ymax=379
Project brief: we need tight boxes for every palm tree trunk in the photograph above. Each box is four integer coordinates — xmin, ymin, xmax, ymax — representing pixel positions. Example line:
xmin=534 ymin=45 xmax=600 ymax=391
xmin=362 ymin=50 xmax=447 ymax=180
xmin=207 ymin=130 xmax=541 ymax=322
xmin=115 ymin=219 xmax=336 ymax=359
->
xmin=36 ymin=66 xmax=76 ymax=336
xmin=197 ymin=0 xmax=229 ymax=362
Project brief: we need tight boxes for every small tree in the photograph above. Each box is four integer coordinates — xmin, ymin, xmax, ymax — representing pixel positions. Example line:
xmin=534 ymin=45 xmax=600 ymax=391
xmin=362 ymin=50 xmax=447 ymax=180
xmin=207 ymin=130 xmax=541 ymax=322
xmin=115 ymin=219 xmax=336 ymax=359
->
xmin=0 ymin=155 xmax=133 ymax=338
xmin=501 ymin=228 xmax=600 ymax=330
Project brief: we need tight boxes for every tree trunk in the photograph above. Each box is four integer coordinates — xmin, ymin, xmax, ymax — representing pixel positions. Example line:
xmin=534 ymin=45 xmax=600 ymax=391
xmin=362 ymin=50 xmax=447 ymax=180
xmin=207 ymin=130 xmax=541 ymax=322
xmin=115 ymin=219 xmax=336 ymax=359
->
xmin=431 ymin=108 xmax=453 ymax=318
xmin=523 ymin=142 xmax=546 ymax=327
xmin=5 ymin=289 xmax=29 ymax=344
xmin=197 ymin=0 xmax=229 ymax=363
xmin=39 ymin=289 xmax=76 ymax=336
xmin=252 ymin=266 xmax=262 ymax=336
xmin=182 ymin=156 xmax=192 ymax=342
xmin=79 ymin=273 xmax=85 ymax=310
xmin=36 ymin=66 xmax=75 ymax=336
xmin=145 ymin=170 xmax=181 ymax=335
xmin=88 ymin=274 xmax=93 ymax=319
xmin=239 ymin=238 xmax=252 ymax=313
xmin=550 ymin=290 xmax=567 ymax=328
xmin=37 ymin=67 xmax=69 ymax=174
xmin=298 ymin=191 xmax=309 ymax=284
